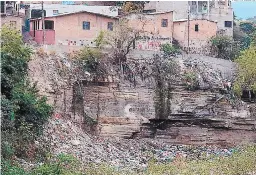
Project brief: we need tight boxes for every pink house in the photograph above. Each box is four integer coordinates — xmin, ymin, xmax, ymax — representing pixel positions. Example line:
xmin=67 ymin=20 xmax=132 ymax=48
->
xmin=173 ymin=19 xmax=217 ymax=51
xmin=126 ymin=11 xmax=174 ymax=50
xmin=29 ymin=11 xmax=118 ymax=46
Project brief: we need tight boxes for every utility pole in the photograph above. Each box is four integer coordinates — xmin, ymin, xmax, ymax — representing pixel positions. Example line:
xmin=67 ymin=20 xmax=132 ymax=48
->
xmin=42 ymin=1 xmax=45 ymax=45
xmin=187 ymin=4 xmax=190 ymax=53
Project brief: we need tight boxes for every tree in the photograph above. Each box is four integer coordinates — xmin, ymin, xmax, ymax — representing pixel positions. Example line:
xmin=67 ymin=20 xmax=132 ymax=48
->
xmin=1 ymin=26 xmax=52 ymax=161
xmin=210 ymin=35 xmax=240 ymax=60
xmin=151 ymin=54 xmax=179 ymax=119
xmin=239 ymin=22 xmax=255 ymax=35
xmin=105 ymin=19 xmax=142 ymax=64
xmin=116 ymin=1 xmax=149 ymax=14
xmin=233 ymin=46 xmax=256 ymax=97
xmin=0 ymin=25 xmax=32 ymax=60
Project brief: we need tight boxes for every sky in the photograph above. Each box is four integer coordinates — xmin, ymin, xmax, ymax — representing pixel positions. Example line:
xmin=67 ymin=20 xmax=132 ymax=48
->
xmin=232 ymin=1 xmax=256 ymax=19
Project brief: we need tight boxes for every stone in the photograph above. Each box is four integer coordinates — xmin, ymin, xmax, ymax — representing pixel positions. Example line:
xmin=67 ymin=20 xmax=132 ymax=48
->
xmin=71 ymin=140 xmax=81 ymax=146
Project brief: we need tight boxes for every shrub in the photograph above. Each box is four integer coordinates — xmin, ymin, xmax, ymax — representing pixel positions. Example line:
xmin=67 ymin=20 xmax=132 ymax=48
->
xmin=0 ymin=25 xmax=32 ymax=60
xmin=233 ymin=46 xmax=256 ymax=96
xmin=210 ymin=36 xmax=240 ymax=60
xmin=160 ymin=43 xmax=180 ymax=56
xmin=1 ymin=160 xmax=30 ymax=175
xmin=32 ymin=154 xmax=83 ymax=175
xmin=183 ymin=71 xmax=198 ymax=91
xmin=1 ymin=27 xmax=52 ymax=162
xmin=94 ymin=31 xmax=106 ymax=48
xmin=74 ymin=47 xmax=104 ymax=75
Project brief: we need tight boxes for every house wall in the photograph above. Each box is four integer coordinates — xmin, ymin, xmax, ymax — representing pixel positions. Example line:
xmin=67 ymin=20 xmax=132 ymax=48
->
xmin=53 ymin=13 xmax=117 ymax=46
xmin=29 ymin=12 xmax=117 ymax=47
xmin=144 ymin=1 xmax=233 ymax=37
xmin=127 ymin=12 xmax=173 ymax=51
xmin=173 ymin=19 xmax=217 ymax=52
xmin=1 ymin=15 xmax=23 ymax=33
xmin=144 ymin=1 xmax=189 ymax=20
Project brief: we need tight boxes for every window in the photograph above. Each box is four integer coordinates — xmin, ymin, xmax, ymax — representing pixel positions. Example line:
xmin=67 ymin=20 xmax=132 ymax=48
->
xmin=161 ymin=19 xmax=168 ymax=27
xmin=31 ymin=9 xmax=46 ymax=19
xmin=53 ymin=10 xmax=59 ymax=15
xmin=225 ymin=21 xmax=232 ymax=28
xmin=195 ymin=24 xmax=199 ymax=31
xmin=83 ymin=21 xmax=90 ymax=30
xmin=108 ymin=22 xmax=113 ymax=31
xmin=1 ymin=1 xmax=5 ymax=13
xmin=45 ymin=20 xmax=54 ymax=29
xmin=10 ymin=21 xmax=17 ymax=29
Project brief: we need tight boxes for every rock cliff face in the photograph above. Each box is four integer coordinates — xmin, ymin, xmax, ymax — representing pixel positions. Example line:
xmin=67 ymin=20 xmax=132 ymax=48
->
xmin=78 ymin=54 xmax=256 ymax=146
xmin=28 ymin=51 xmax=256 ymax=146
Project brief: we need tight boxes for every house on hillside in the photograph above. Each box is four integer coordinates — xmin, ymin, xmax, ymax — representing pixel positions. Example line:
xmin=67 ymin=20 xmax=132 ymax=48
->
xmin=173 ymin=19 xmax=217 ymax=53
xmin=126 ymin=11 xmax=174 ymax=51
xmin=29 ymin=11 xmax=118 ymax=46
xmin=144 ymin=0 xmax=233 ymax=37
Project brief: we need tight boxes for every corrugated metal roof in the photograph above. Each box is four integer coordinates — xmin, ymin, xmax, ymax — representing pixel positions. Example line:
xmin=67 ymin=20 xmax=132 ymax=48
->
xmin=174 ymin=19 xmax=217 ymax=23
xmin=30 ymin=10 xmax=119 ymax=20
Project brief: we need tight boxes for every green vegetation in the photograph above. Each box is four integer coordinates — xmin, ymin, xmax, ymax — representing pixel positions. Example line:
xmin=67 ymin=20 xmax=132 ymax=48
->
xmin=0 ymin=25 xmax=31 ymax=60
xmin=116 ymin=1 xmax=149 ymax=14
xmin=1 ymin=26 xmax=52 ymax=172
xmin=210 ymin=36 xmax=240 ymax=60
xmin=233 ymin=46 xmax=256 ymax=96
xmin=3 ymin=145 xmax=255 ymax=175
xmin=183 ymin=71 xmax=198 ymax=91
xmin=160 ymin=43 xmax=181 ymax=57
xmin=72 ymin=46 xmax=106 ymax=77
xmin=142 ymin=145 xmax=256 ymax=175
xmin=94 ymin=31 xmax=106 ymax=48
xmin=240 ymin=22 xmax=255 ymax=35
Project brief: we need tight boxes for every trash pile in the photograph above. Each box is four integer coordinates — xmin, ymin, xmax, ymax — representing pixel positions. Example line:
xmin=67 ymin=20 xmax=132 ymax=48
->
xmin=42 ymin=115 xmax=238 ymax=171
xmin=182 ymin=55 xmax=236 ymax=90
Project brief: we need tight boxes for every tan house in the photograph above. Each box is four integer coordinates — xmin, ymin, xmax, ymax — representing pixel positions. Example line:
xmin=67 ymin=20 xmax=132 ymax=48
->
xmin=173 ymin=19 xmax=217 ymax=52
xmin=1 ymin=15 xmax=23 ymax=33
xmin=126 ymin=11 xmax=173 ymax=50
xmin=144 ymin=0 xmax=233 ymax=37
xmin=29 ymin=11 xmax=118 ymax=46
xmin=1 ymin=1 xmax=24 ymax=33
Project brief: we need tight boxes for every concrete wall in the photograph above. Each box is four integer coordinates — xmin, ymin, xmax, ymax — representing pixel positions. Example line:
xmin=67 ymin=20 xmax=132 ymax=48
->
xmin=127 ymin=12 xmax=173 ymax=51
xmin=173 ymin=19 xmax=217 ymax=50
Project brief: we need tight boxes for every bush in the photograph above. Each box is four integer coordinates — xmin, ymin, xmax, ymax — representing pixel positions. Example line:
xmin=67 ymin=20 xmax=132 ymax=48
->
xmin=234 ymin=46 xmax=256 ymax=96
xmin=160 ymin=43 xmax=180 ymax=56
xmin=210 ymin=36 xmax=240 ymax=60
xmin=183 ymin=71 xmax=198 ymax=91
xmin=32 ymin=154 xmax=83 ymax=175
xmin=1 ymin=160 xmax=29 ymax=175
xmin=0 ymin=25 xmax=32 ymax=60
xmin=74 ymin=47 xmax=105 ymax=75
xmin=1 ymin=27 xmax=52 ymax=162
xmin=94 ymin=31 xmax=106 ymax=48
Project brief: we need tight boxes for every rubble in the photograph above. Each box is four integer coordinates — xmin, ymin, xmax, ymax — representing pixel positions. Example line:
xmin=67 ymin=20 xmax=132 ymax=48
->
xmin=41 ymin=115 xmax=240 ymax=171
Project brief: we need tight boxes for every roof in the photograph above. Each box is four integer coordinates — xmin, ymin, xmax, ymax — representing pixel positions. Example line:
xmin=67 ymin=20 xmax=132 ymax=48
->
xmin=29 ymin=4 xmax=118 ymax=18
xmin=144 ymin=11 xmax=173 ymax=15
xmin=121 ymin=11 xmax=173 ymax=18
xmin=174 ymin=19 xmax=217 ymax=23
xmin=30 ymin=10 xmax=119 ymax=20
